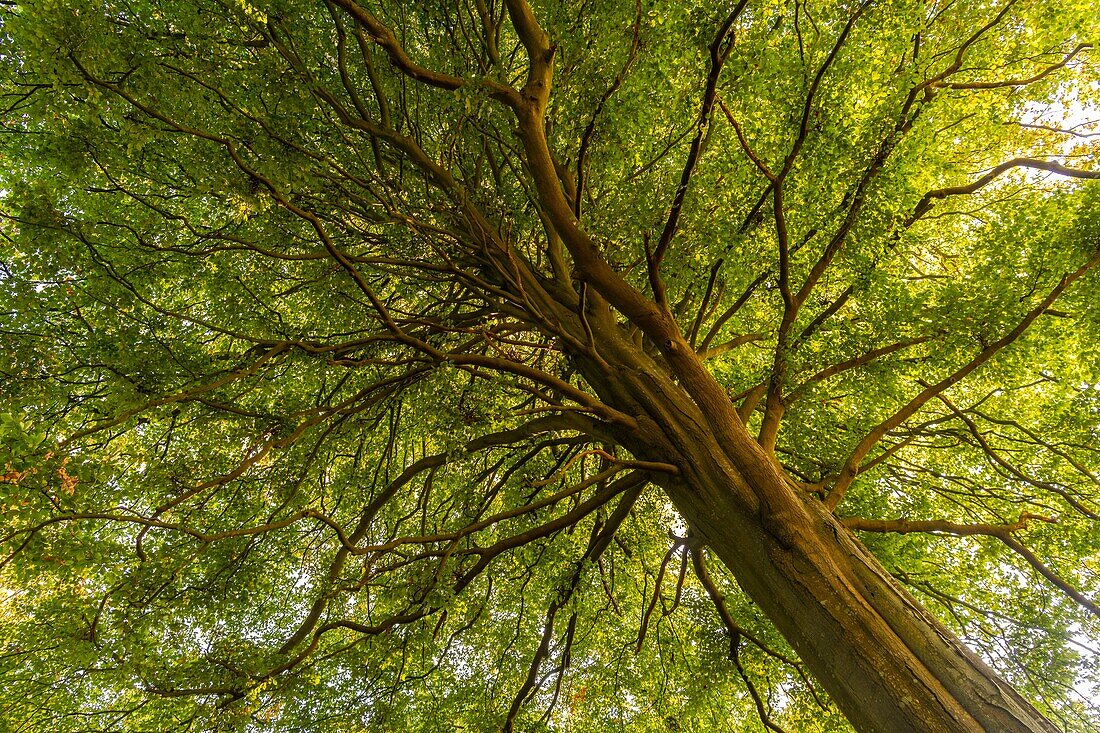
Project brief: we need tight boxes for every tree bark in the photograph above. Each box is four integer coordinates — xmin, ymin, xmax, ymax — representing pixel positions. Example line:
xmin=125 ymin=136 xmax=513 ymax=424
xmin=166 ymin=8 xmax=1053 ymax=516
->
xmin=668 ymin=473 xmax=1058 ymax=732
xmin=573 ymin=334 xmax=1058 ymax=733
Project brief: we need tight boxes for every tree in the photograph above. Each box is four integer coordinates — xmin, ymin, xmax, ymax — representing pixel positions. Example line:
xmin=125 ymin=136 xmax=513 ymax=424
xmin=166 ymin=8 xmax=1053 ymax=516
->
xmin=1 ymin=0 xmax=1098 ymax=730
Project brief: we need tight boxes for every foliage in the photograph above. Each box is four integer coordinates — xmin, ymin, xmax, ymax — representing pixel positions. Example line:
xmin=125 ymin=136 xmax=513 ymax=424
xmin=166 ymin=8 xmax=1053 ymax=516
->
xmin=1 ymin=0 xmax=1099 ymax=730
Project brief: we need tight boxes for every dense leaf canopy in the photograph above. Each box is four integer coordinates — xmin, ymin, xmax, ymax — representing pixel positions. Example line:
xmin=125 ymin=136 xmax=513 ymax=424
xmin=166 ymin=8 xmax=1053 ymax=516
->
xmin=1 ymin=0 xmax=1099 ymax=731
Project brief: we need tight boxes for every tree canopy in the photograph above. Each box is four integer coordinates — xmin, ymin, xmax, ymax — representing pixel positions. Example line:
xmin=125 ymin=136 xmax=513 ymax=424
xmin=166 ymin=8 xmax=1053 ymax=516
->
xmin=1 ymin=0 xmax=1099 ymax=731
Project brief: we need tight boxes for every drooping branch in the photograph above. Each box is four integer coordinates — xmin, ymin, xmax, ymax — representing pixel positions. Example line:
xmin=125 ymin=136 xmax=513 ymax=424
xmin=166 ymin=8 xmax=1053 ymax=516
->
xmin=998 ymin=534 xmax=1100 ymax=620
xmin=77 ymin=61 xmax=587 ymax=412
xmin=328 ymin=0 xmax=498 ymax=95
xmin=691 ymin=545 xmax=819 ymax=730
xmin=503 ymin=478 xmax=644 ymax=730
xmin=455 ymin=471 xmax=648 ymax=591
xmin=932 ymin=393 xmax=1100 ymax=520
xmin=102 ymin=17 xmax=587 ymax=363
xmin=6 ymin=1 xmax=1100 ymax=729
xmin=271 ymin=414 xmax=578 ymax=653
xmin=528 ymin=449 xmax=678 ymax=487
xmin=970 ymin=406 xmax=1100 ymax=496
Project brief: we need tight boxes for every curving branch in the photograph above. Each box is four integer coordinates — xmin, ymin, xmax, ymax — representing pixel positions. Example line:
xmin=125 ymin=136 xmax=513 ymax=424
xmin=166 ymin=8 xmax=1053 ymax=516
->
xmin=528 ymin=449 xmax=678 ymax=487
xmin=940 ymin=43 xmax=1091 ymax=91
xmin=270 ymin=415 xmax=579 ymax=653
xmin=503 ymin=477 xmax=644 ymax=730
xmin=932 ymin=393 xmax=1100 ymax=520
xmin=908 ymin=158 xmax=1100 ymax=225
xmin=691 ymin=545 xmax=819 ymax=729
xmin=328 ymin=0 xmax=496 ymax=95
xmin=845 ymin=514 xmax=1100 ymax=620
xmin=501 ymin=0 xmax=673 ymax=343
xmin=455 ymin=471 xmax=648 ymax=591
xmin=998 ymin=534 xmax=1100 ymax=620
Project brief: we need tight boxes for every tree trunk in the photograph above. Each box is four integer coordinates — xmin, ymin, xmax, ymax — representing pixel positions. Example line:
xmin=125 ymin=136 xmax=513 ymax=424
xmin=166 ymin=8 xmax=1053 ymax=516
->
xmin=573 ymin=334 xmax=1058 ymax=732
xmin=666 ymin=472 xmax=1057 ymax=733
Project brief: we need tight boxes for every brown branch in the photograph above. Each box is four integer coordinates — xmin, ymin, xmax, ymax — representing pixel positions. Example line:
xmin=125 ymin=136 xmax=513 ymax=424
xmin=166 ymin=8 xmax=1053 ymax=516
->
xmin=908 ymin=158 xmax=1100 ymax=225
xmin=1004 ymin=120 xmax=1100 ymax=139
xmin=688 ymin=259 xmax=724 ymax=348
xmin=528 ymin=448 xmax=677 ymax=488
xmin=920 ymin=0 xmax=1020 ymax=90
xmin=318 ymin=611 xmax=433 ymax=639
xmin=167 ymin=23 xmax=585 ymax=360
xmin=735 ymin=382 xmax=768 ymax=423
xmin=691 ymin=546 xmax=821 ymax=723
xmin=941 ymin=44 xmax=1091 ymax=90
xmin=502 ymin=0 xmax=674 ymax=345
xmin=328 ymin=0 xmax=501 ymax=95
xmin=757 ymin=182 xmax=796 ymax=451
xmin=842 ymin=513 xmax=1056 ymax=538
xmin=786 ymin=336 xmax=934 ymax=403
xmin=826 ymin=251 xmax=1100 ymax=510
xmin=349 ymin=465 xmax=619 ymax=557
xmin=698 ymin=333 xmax=765 ymax=360
xmin=779 ymin=0 xmax=872 ymax=180
xmin=503 ymin=476 xmax=645 ymax=730
xmin=60 ymin=343 xmax=290 ymax=446
xmin=719 ymin=99 xmax=776 ymax=181
xmin=999 ymin=535 xmax=1100 ymax=620
xmin=756 ymin=0 xmax=872 ymax=453
xmin=276 ymin=415 xmax=575 ymax=653
xmin=650 ymin=2 xmax=751 ymax=277
xmin=846 ymin=514 xmax=1100 ymax=620
xmin=699 ymin=270 xmax=769 ymax=352
xmin=636 ymin=542 xmax=679 ymax=653
xmin=455 ymin=471 xmax=647 ymax=592
xmin=266 ymin=610 xmax=436 ymax=684
xmin=932 ymin=393 xmax=1100 ymax=521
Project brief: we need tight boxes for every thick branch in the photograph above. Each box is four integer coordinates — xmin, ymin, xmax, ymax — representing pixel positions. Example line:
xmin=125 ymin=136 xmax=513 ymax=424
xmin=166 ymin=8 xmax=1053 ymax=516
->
xmin=842 ymin=513 xmax=1055 ymax=538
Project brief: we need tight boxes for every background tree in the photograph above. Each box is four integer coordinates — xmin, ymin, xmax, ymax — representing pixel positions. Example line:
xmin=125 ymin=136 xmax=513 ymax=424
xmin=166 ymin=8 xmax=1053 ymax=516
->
xmin=1 ymin=0 xmax=1099 ymax=731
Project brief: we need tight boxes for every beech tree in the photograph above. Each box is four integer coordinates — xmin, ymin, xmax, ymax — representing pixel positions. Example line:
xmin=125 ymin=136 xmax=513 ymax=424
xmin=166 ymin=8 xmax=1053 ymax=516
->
xmin=2 ymin=0 xmax=1099 ymax=730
